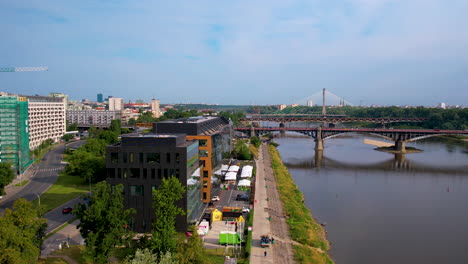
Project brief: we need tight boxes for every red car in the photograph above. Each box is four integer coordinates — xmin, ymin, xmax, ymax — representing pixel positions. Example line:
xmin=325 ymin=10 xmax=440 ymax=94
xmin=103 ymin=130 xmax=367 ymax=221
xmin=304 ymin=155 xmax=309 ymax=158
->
xmin=62 ymin=207 xmax=73 ymax=214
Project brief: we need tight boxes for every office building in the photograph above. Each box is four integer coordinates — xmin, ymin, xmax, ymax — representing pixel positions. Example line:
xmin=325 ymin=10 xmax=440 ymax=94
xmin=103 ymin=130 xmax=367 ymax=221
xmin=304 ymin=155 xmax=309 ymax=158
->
xmin=66 ymin=110 xmax=121 ymax=127
xmin=106 ymin=134 xmax=203 ymax=232
xmin=0 ymin=95 xmax=32 ymax=174
xmin=97 ymin=93 xmax=103 ymax=103
xmin=307 ymin=100 xmax=313 ymax=107
xmin=109 ymin=97 xmax=124 ymax=111
xmin=151 ymin=99 xmax=162 ymax=118
xmin=278 ymin=104 xmax=287 ymax=110
xmin=27 ymin=95 xmax=66 ymax=150
xmin=153 ymin=116 xmax=232 ymax=203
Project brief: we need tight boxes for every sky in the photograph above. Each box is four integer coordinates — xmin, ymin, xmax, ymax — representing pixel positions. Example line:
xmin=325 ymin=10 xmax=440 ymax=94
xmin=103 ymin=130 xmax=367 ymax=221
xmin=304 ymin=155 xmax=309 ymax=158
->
xmin=0 ymin=0 xmax=467 ymax=106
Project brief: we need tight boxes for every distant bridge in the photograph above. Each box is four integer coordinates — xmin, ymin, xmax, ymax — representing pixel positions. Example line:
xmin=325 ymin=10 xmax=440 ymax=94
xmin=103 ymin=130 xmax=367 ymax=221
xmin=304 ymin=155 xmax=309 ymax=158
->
xmin=235 ymin=127 xmax=468 ymax=153
xmin=240 ymin=116 xmax=427 ymax=125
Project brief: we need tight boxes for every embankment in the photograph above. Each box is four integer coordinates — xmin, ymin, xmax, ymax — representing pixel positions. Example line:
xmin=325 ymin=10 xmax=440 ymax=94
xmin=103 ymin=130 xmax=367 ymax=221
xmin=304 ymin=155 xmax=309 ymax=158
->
xmin=268 ymin=145 xmax=334 ymax=264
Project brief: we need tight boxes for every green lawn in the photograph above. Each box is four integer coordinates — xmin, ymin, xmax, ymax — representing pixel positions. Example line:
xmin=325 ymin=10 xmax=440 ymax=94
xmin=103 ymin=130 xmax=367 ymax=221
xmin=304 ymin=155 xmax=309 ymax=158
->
xmin=33 ymin=172 xmax=92 ymax=212
xmin=14 ymin=180 xmax=29 ymax=187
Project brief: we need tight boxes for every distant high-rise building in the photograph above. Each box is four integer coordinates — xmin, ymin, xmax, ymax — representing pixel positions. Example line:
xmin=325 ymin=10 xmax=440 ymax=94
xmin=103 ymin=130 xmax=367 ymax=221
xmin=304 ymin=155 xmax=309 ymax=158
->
xmin=439 ymin=102 xmax=446 ymax=109
xmin=307 ymin=100 xmax=313 ymax=107
xmin=290 ymin=104 xmax=298 ymax=107
xmin=109 ymin=98 xmax=124 ymax=111
xmin=97 ymin=93 xmax=103 ymax=103
xmin=151 ymin=99 xmax=162 ymax=118
xmin=278 ymin=104 xmax=287 ymax=110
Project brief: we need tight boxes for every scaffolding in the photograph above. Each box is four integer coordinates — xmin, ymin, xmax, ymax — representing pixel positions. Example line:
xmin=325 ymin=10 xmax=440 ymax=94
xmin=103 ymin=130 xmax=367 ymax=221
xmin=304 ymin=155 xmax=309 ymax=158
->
xmin=0 ymin=96 xmax=32 ymax=174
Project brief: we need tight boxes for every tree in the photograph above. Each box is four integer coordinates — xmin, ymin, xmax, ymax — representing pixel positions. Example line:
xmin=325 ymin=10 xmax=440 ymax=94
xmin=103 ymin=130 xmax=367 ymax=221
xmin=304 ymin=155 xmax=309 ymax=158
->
xmin=110 ymin=119 xmax=122 ymax=135
xmin=151 ymin=176 xmax=185 ymax=255
xmin=66 ymin=123 xmax=78 ymax=131
xmin=176 ymin=226 xmax=207 ymax=264
xmin=62 ymin=133 xmax=74 ymax=142
xmin=0 ymin=198 xmax=47 ymax=264
xmin=89 ymin=125 xmax=98 ymax=138
xmin=0 ymin=162 xmax=15 ymax=195
xmin=250 ymin=136 xmax=261 ymax=148
xmin=75 ymin=182 xmax=135 ymax=264
xmin=98 ymin=130 xmax=119 ymax=144
xmin=233 ymin=140 xmax=252 ymax=160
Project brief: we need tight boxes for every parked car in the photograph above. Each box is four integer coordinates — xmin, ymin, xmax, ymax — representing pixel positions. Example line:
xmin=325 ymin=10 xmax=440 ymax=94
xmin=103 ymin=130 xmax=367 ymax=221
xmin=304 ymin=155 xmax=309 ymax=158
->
xmin=211 ymin=196 xmax=220 ymax=201
xmin=62 ymin=207 xmax=73 ymax=214
xmin=236 ymin=195 xmax=249 ymax=201
xmin=242 ymin=207 xmax=250 ymax=213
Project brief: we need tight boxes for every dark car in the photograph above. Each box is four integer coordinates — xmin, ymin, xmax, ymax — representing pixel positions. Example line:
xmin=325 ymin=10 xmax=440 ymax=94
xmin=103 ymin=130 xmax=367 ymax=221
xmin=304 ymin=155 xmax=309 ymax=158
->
xmin=62 ymin=207 xmax=73 ymax=214
xmin=236 ymin=195 xmax=249 ymax=201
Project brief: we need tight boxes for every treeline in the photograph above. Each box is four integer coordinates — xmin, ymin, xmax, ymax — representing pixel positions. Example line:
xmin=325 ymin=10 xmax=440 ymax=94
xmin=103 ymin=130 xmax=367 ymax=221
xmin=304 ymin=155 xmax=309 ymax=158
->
xmin=128 ymin=109 xmax=201 ymax=125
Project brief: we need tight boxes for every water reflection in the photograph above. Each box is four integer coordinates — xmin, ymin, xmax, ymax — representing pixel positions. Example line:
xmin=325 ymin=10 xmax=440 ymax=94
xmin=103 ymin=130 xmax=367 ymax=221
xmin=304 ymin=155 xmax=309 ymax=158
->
xmin=284 ymin=151 xmax=468 ymax=175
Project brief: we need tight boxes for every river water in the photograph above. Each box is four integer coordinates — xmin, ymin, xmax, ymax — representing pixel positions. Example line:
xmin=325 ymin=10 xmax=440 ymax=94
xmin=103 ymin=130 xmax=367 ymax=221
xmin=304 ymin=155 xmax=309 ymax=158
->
xmin=274 ymin=133 xmax=468 ymax=264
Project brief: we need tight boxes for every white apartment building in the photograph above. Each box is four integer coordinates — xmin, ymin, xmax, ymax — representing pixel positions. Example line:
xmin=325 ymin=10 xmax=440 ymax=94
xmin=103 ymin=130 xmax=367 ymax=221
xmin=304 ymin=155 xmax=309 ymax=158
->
xmin=67 ymin=110 xmax=122 ymax=127
xmin=109 ymin=97 xmax=124 ymax=111
xmin=27 ymin=96 xmax=66 ymax=150
xmin=307 ymin=100 xmax=313 ymax=107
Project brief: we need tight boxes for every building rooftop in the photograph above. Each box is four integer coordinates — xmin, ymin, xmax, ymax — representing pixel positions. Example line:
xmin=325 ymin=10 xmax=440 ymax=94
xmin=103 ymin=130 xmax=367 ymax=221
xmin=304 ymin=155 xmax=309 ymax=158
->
xmin=158 ymin=115 xmax=219 ymax=124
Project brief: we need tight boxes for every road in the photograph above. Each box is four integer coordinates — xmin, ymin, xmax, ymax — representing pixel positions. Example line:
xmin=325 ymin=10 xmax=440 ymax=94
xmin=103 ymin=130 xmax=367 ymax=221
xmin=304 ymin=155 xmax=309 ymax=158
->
xmin=0 ymin=140 xmax=86 ymax=233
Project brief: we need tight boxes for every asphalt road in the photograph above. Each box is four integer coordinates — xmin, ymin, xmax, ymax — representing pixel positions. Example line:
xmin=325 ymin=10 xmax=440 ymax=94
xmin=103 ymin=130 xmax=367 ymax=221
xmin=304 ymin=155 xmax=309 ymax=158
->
xmin=0 ymin=140 xmax=87 ymax=234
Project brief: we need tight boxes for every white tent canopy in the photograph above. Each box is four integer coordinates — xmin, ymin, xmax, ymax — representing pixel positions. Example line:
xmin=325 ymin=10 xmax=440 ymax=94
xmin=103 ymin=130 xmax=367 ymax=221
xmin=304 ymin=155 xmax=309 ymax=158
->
xmin=228 ymin=165 xmax=240 ymax=172
xmin=214 ymin=164 xmax=230 ymax=175
xmin=224 ymin=171 xmax=237 ymax=181
xmin=187 ymin=178 xmax=198 ymax=185
xmin=191 ymin=168 xmax=200 ymax=177
xmin=238 ymin=179 xmax=251 ymax=186
xmin=241 ymin=165 xmax=253 ymax=178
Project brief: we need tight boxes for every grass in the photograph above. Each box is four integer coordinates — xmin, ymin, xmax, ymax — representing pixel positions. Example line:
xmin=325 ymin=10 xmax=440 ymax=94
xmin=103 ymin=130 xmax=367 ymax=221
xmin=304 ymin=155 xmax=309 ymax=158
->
xmin=14 ymin=180 xmax=29 ymax=187
xmin=244 ymin=208 xmax=254 ymax=261
xmin=205 ymin=248 xmax=248 ymax=264
xmin=38 ymin=257 xmax=69 ymax=264
xmin=268 ymin=145 xmax=334 ymax=264
xmin=50 ymin=245 xmax=87 ymax=264
xmin=33 ymin=171 xmax=93 ymax=212
xmin=249 ymin=144 xmax=259 ymax=159
xmin=45 ymin=217 xmax=78 ymax=239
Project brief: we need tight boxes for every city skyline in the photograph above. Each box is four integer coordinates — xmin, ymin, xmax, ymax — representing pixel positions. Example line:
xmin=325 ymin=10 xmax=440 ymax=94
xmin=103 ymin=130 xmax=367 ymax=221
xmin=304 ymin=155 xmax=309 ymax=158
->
xmin=1 ymin=1 xmax=467 ymax=105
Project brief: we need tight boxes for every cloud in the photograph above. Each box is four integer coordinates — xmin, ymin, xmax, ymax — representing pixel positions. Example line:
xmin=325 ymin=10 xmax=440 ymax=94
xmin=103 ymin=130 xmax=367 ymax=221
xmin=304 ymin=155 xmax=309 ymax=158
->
xmin=0 ymin=0 xmax=467 ymax=105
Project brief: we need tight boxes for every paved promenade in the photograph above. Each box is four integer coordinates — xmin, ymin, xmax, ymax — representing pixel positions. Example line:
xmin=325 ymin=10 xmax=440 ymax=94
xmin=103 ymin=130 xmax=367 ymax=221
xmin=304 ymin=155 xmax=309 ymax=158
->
xmin=251 ymin=143 xmax=295 ymax=264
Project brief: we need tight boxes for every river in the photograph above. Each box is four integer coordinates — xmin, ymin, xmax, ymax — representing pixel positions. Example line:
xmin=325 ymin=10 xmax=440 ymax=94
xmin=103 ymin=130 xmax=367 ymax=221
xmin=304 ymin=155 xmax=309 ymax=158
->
xmin=274 ymin=133 xmax=468 ymax=264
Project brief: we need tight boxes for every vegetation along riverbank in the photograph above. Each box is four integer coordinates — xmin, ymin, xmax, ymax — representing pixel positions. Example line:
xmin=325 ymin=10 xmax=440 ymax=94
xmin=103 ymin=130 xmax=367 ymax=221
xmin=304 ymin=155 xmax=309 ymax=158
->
xmin=268 ymin=144 xmax=334 ymax=264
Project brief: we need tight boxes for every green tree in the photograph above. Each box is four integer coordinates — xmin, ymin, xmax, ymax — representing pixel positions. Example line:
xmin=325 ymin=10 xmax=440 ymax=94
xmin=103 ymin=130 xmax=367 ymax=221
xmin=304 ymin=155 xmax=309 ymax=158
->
xmin=66 ymin=123 xmax=78 ymax=131
xmin=233 ymin=140 xmax=252 ymax=160
xmin=0 ymin=198 xmax=47 ymax=264
xmin=151 ymin=176 xmax=185 ymax=255
xmin=250 ymin=136 xmax=261 ymax=148
xmin=123 ymin=248 xmax=158 ymax=264
xmin=89 ymin=125 xmax=98 ymax=138
xmin=75 ymin=182 xmax=135 ymax=264
xmin=62 ymin=133 xmax=74 ymax=142
xmin=128 ymin=118 xmax=137 ymax=126
xmin=176 ymin=226 xmax=207 ymax=264
xmin=98 ymin=130 xmax=119 ymax=144
xmin=110 ymin=119 xmax=122 ymax=135
xmin=0 ymin=163 xmax=15 ymax=195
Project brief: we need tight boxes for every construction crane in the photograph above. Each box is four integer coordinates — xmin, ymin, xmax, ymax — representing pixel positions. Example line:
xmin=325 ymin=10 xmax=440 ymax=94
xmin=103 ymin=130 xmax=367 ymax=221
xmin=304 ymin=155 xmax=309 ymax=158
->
xmin=0 ymin=66 xmax=48 ymax=72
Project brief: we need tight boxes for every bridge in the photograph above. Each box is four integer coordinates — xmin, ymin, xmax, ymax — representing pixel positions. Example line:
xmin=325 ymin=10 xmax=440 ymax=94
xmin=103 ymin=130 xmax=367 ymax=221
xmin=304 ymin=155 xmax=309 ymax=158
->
xmin=240 ymin=116 xmax=426 ymax=126
xmin=235 ymin=127 xmax=468 ymax=153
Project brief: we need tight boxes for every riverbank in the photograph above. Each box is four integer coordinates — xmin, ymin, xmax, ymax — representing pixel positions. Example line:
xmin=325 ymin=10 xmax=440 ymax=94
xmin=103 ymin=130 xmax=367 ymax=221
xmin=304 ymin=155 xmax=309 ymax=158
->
xmin=268 ymin=144 xmax=333 ymax=264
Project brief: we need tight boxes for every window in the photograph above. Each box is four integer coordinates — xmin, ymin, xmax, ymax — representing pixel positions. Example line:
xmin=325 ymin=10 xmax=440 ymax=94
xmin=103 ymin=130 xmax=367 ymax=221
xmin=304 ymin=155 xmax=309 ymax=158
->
xmin=203 ymin=170 xmax=209 ymax=178
xmin=175 ymin=169 xmax=180 ymax=178
xmin=170 ymin=168 xmax=175 ymax=177
xmin=199 ymin=150 xmax=208 ymax=157
xmin=122 ymin=152 xmax=128 ymax=163
xmin=130 ymin=168 xmax=139 ymax=178
xmin=164 ymin=169 xmax=168 ymax=178
xmin=143 ymin=169 xmax=147 ymax=179
xmin=123 ymin=169 xmax=128 ymax=179
xmin=175 ymin=153 xmax=180 ymax=163
xmin=130 ymin=185 xmax=144 ymax=196
xmin=147 ymin=153 xmax=160 ymax=163
xmin=199 ymin=139 xmax=208 ymax=146
xmin=203 ymin=192 xmax=207 ymax=200
xmin=107 ymin=168 xmax=115 ymax=178
xmin=166 ymin=153 xmax=171 ymax=163
xmin=129 ymin=153 xmax=134 ymax=163
xmin=157 ymin=169 xmax=162 ymax=179
xmin=117 ymin=168 xmax=122 ymax=178
xmin=203 ymin=180 xmax=208 ymax=188
xmin=139 ymin=153 xmax=144 ymax=163
xmin=110 ymin=153 xmax=118 ymax=163
xmin=151 ymin=169 xmax=156 ymax=179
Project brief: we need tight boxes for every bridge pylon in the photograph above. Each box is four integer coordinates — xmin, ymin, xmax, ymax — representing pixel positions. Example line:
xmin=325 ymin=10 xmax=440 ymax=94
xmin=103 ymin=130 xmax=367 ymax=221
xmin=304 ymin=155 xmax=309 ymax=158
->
xmin=315 ymin=126 xmax=324 ymax=151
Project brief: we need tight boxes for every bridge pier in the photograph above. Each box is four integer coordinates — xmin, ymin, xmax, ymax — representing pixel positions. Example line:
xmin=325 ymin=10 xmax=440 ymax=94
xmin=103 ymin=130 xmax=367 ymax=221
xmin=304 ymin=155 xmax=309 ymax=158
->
xmin=279 ymin=123 xmax=285 ymax=135
xmin=395 ymin=140 xmax=407 ymax=153
xmin=314 ymin=150 xmax=323 ymax=168
xmin=315 ymin=126 xmax=324 ymax=151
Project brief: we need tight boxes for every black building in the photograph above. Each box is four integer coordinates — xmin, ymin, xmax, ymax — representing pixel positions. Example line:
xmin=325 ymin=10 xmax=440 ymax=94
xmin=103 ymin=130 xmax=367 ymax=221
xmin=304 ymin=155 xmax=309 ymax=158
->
xmin=105 ymin=133 xmax=203 ymax=233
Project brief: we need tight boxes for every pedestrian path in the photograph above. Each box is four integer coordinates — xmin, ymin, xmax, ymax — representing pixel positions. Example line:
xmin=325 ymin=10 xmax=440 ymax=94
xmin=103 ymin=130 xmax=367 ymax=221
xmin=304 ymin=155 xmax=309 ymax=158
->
xmin=250 ymin=143 xmax=295 ymax=264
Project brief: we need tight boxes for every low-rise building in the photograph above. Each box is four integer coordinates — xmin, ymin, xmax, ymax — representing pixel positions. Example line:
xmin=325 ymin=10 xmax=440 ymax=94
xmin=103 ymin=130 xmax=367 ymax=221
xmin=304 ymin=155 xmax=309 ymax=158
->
xmin=66 ymin=110 xmax=121 ymax=127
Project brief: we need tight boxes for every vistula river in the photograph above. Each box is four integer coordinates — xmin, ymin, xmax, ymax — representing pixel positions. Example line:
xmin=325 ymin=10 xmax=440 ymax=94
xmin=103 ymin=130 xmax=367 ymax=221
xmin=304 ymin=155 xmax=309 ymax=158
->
xmin=274 ymin=133 xmax=468 ymax=264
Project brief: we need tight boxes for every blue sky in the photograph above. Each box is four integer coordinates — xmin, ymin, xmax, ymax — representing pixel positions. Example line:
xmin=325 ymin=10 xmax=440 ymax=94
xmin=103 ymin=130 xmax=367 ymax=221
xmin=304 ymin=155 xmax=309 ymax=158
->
xmin=1 ymin=0 xmax=467 ymax=106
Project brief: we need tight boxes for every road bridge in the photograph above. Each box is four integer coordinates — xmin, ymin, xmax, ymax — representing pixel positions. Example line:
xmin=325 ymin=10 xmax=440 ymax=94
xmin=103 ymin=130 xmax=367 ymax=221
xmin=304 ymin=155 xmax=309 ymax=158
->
xmin=240 ymin=117 xmax=427 ymax=127
xmin=235 ymin=127 xmax=468 ymax=153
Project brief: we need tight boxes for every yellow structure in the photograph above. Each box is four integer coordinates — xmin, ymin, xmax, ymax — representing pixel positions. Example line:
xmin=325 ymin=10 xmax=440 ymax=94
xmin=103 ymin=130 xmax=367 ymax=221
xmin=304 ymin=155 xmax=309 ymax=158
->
xmin=211 ymin=209 xmax=223 ymax=221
